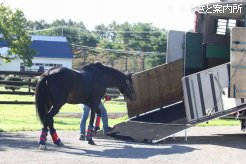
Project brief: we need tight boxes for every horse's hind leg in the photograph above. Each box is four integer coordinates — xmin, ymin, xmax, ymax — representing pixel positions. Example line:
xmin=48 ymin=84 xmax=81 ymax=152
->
xmin=39 ymin=126 xmax=48 ymax=150
xmin=47 ymin=105 xmax=63 ymax=146
xmin=39 ymin=103 xmax=51 ymax=150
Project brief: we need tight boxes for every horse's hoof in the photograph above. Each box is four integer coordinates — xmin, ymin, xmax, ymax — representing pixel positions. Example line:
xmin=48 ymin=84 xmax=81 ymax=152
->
xmin=55 ymin=141 xmax=64 ymax=146
xmin=39 ymin=144 xmax=47 ymax=150
xmin=54 ymin=139 xmax=63 ymax=146
xmin=57 ymin=142 xmax=64 ymax=146
xmin=88 ymin=140 xmax=96 ymax=145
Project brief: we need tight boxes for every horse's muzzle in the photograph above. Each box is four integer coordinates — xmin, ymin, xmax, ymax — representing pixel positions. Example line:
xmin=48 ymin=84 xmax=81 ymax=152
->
xmin=129 ymin=93 xmax=136 ymax=101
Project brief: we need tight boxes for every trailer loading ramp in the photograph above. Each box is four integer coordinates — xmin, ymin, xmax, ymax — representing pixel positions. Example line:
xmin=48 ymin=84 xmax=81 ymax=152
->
xmin=98 ymin=101 xmax=246 ymax=143
xmin=97 ymin=102 xmax=191 ymax=143
xmin=98 ymin=63 xmax=246 ymax=143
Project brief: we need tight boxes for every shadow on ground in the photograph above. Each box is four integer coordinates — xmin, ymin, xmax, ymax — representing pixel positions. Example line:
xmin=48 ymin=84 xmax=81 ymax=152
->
xmin=60 ymin=144 xmax=196 ymax=158
xmin=163 ymin=133 xmax=246 ymax=150
xmin=0 ymin=131 xmax=196 ymax=158
xmin=1 ymin=131 xmax=245 ymax=158
xmin=0 ymin=133 xmax=38 ymax=151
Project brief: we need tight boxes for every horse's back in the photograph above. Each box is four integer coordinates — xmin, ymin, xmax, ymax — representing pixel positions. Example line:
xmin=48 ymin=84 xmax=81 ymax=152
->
xmin=43 ymin=66 xmax=107 ymax=105
xmin=44 ymin=67 xmax=77 ymax=100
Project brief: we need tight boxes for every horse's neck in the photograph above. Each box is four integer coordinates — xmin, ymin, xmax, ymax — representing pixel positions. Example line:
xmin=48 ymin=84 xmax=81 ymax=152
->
xmin=104 ymin=73 xmax=121 ymax=88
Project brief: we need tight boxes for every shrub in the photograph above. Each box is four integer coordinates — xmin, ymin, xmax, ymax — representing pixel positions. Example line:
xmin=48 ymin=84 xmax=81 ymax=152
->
xmin=31 ymin=77 xmax=38 ymax=91
xmin=4 ymin=76 xmax=23 ymax=92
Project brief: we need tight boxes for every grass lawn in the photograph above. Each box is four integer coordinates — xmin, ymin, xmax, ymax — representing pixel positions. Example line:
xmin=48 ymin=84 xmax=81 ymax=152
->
xmin=0 ymin=90 xmax=241 ymax=132
xmin=198 ymin=118 xmax=240 ymax=126
xmin=0 ymin=91 xmax=128 ymax=132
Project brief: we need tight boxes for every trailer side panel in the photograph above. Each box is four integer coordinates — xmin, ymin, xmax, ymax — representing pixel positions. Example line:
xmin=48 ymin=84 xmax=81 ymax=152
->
xmin=127 ymin=59 xmax=183 ymax=117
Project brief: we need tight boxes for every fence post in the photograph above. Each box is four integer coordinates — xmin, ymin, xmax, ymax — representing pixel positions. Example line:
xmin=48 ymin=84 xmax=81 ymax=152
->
xmin=28 ymin=78 xmax=31 ymax=93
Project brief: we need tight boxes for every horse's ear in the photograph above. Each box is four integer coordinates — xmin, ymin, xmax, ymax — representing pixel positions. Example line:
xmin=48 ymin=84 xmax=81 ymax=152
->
xmin=94 ymin=61 xmax=102 ymax=65
xmin=127 ymin=73 xmax=133 ymax=78
xmin=94 ymin=61 xmax=103 ymax=67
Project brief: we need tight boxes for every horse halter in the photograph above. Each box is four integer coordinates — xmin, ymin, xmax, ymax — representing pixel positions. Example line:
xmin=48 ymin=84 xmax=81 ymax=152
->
xmin=120 ymin=78 xmax=136 ymax=101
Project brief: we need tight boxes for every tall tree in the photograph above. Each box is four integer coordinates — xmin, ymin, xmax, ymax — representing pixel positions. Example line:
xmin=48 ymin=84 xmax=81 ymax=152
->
xmin=26 ymin=19 xmax=49 ymax=31
xmin=0 ymin=4 xmax=35 ymax=66
xmin=30 ymin=19 xmax=99 ymax=47
xmin=117 ymin=23 xmax=167 ymax=68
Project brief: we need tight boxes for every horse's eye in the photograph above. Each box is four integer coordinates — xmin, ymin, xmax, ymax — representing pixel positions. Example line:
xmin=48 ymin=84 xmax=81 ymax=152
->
xmin=126 ymin=79 xmax=129 ymax=85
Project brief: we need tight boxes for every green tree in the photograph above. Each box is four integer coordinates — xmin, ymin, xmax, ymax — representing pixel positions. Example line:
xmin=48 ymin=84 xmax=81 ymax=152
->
xmin=117 ymin=23 xmax=167 ymax=68
xmin=97 ymin=39 xmax=125 ymax=66
xmin=26 ymin=19 xmax=49 ymax=31
xmin=0 ymin=4 xmax=35 ymax=66
xmin=146 ymin=29 xmax=167 ymax=68
xmin=30 ymin=19 xmax=99 ymax=47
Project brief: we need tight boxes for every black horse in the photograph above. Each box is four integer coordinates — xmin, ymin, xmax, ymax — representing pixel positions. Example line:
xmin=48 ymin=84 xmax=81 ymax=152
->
xmin=35 ymin=62 xmax=136 ymax=149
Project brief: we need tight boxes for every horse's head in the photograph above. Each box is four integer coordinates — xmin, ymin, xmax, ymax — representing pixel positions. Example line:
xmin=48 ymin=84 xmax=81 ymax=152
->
xmin=119 ymin=73 xmax=136 ymax=101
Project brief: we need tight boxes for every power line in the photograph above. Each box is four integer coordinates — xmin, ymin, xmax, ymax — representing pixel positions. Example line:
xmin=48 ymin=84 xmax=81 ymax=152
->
xmin=28 ymin=26 xmax=166 ymax=56
xmin=71 ymin=44 xmax=166 ymax=56
xmin=29 ymin=30 xmax=167 ymax=42
xmin=28 ymin=26 xmax=166 ymax=34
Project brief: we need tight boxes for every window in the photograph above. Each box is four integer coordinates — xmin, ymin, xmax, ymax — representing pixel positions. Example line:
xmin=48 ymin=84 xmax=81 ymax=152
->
xmin=44 ymin=63 xmax=62 ymax=67
xmin=216 ymin=19 xmax=236 ymax=35
xmin=36 ymin=63 xmax=44 ymax=66
xmin=45 ymin=63 xmax=53 ymax=66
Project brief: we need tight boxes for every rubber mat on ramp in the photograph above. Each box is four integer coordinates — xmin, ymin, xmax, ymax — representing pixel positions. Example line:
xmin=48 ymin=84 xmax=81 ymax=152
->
xmin=96 ymin=121 xmax=191 ymax=143
xmin=96 ymin=101 xmax=191 ymax=142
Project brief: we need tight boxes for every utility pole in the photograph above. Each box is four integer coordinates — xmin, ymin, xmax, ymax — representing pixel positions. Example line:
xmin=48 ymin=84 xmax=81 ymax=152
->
xmin=61 ymin=27 xmax=64 ymax=36
xmin=141 ymin=53 xmax=145 ymax=70
xmin=125 ymin=56 xmax=128 ymax=72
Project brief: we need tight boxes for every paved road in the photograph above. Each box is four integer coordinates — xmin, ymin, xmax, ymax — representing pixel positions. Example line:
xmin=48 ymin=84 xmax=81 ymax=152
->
xmin=1 ymin=126 xmax=246 ymax=164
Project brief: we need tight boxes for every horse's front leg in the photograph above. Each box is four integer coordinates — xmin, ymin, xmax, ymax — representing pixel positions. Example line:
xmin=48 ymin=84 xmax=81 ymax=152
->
xmin=86 ymin=109 xmax=96 ymax=145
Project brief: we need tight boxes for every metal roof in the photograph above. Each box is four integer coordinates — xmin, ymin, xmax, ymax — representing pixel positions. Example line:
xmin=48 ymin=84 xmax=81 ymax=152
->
xmin=31 ymin=40 xmax=73 ymax=59
xmin=0 ymin=35 xmax=73 ymax=59
xmin=0 ymin=41 xmax=8 ymax=47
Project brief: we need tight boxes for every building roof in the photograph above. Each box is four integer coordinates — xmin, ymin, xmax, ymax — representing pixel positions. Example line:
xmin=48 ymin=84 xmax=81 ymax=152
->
xmin=0 ymin=35 xmax=73 ymax=59
xmin=31 ymin=35 xmax=73 ymax=59
xmin=0 ymin=41 xmax=8 ymax=47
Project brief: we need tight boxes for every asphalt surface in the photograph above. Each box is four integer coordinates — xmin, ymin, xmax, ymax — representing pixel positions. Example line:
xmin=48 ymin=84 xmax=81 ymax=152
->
xmin=1 ymin=126 xmax=246 ymax=164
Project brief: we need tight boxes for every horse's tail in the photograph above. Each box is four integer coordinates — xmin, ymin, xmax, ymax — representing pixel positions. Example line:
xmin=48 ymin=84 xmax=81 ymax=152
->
xmin=35 ymin=75 xmax=49 ymax=126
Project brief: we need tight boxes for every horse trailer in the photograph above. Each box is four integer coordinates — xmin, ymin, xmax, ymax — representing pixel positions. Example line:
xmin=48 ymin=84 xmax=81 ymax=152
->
xmin=109 ymin=1 xmax=246 ymax=143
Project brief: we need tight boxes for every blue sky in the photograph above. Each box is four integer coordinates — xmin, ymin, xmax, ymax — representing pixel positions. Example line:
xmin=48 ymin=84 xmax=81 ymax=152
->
xmin=1 ymin=0 xmax=218 ymax=31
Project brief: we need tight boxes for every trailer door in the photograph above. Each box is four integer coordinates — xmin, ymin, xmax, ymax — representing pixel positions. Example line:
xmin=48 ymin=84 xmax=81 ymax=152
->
xmin=182 ymin=63 xmax=246 ymax=124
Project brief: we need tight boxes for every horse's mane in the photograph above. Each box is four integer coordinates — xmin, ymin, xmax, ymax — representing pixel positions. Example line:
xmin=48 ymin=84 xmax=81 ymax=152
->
xmin=82 ymin=62 xmax=125 ymax=79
